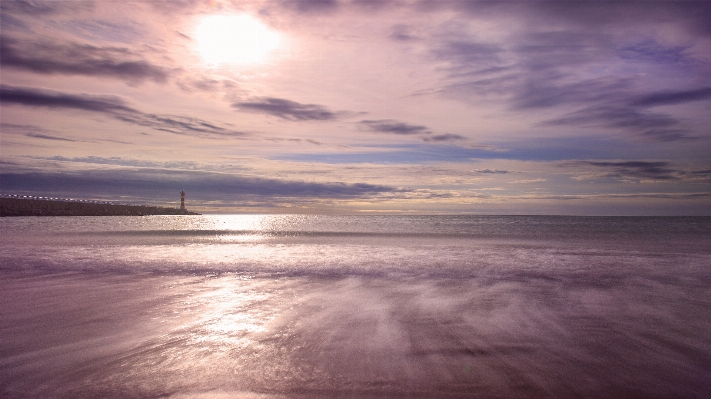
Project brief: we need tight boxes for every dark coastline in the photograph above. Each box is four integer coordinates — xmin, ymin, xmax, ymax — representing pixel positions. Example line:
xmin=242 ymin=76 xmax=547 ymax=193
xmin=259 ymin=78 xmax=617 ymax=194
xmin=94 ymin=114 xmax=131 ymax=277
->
xmin=0 ymin=198 xmax=199 ymax=217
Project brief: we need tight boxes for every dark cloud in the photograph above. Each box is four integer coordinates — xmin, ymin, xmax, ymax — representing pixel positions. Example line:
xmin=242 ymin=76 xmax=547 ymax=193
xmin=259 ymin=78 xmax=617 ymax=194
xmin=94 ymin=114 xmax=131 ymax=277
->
xmin=234 ymin=97 xmax=343 ymax=121
xmin=114 ymin=113 xmax=247 ymax=138
xmin=0 ymin=13 xmax=30 ymax=32
xmin=2 ymin=123 xmax=89 ymax=143
xmin=475 ymin=169 xmax=509 ymax=174
xmin=432 ymin=40 xmax=503 ymax=70
xmin=421 ymin=133 xmax=465 ymax=142
xmin=265 ymin=137 xmax=323 ymax=146
xmin=269 ymin=0 xmax=395 ymax=15
xmin=542 ymin=105 xmax=692 ymax=142
xmin=524 ymin=81 xmax=707 ymax=142
xmin=271 ymin=0 xmax=340 ymax=14
xmin=56 ymin=19 xmax=144 ymax=44
xmin=144 ymin=0 xmax=202 ymax=14
xmin=619 ymin=40 xmax=690 ymax=65
xmin=47 ymin=156 xmax=200 ymax=170
xmin=632 ymin=87 xmax=711 ymax=107
xmin=0 ymin=36 xmax=170 ymax=84
xmin=0 ymin=0 xmax=89 ymax=16
xmin=389 ymin=24 xmax=419 ymax=41
xmin=1 ymin=84 xmax=135 ymax=113
xmin=414 ymin=1 xmax=710 ymax=143
xmin=514 ymin=77 xmax=633 ymax=110
xmin=681 ymin=169 xmax=711 ymax=183
xmin=1 ymin=85 xmax=247 ymax=138
xmin=0 ymin=169 xmax=403 ymax=203
xmin=428 ymin=1 xmax=711 ymax=37
xmin=688 ymin=169 xmax=711 ymax=177
xmin=359 ymin=119 xmax=431 ymax=135
xmin=26 ymin=133 xmax=76 ymax=142
xmin=569 ymin=160 xmax=680 ymax=181
xmin=350 ymin=0 xmax=392 ymax=11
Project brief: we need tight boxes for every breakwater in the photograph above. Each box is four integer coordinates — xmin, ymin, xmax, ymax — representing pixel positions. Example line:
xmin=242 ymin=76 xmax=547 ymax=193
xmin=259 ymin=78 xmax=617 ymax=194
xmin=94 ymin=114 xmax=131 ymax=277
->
xmin=0 ymin=197 xmax=199 ymax=216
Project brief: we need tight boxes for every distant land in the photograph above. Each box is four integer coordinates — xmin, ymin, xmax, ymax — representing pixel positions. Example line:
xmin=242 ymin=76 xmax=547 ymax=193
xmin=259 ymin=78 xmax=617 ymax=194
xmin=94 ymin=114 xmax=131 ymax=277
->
xmin=0 ymin=196 xmax=200 ymax=217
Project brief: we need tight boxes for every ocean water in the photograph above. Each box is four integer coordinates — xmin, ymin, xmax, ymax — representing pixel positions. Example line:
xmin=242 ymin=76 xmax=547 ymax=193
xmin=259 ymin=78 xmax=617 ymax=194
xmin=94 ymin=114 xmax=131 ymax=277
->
xmin=0 ymin=215 xmax=709 ymax=398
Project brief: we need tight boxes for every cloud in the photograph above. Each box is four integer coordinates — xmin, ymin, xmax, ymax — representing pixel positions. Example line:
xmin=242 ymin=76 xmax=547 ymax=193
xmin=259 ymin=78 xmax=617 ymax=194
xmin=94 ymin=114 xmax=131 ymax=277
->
xmin=272 ymin=0 xmax=341 ymax=14
xmin=421 ymin=133 xmax=465 ymax=142
xmin=1 ymin=85 xmax=247 ymax=138
xmin=542 ymin=105 xmax=692 ymax=142
xmin=389 ymin=24 xmax=419 ymax=41
xmin=687 ymin=169 xmax=711 ymax=179
xmin=508 ymin=178 xmax=546 ymax=184
xmin=0 ymin=169 xmax=404 ymax=203
xmin=432 ymin=39 xmax=504 ymax=71
xmin=26 ymin=133 xmax=76 ymax=142
xmin=0 ymin=0 xmax=86 ymax=16
xmin=0 ymin=12 xmax=30 ymax=32
xmin=619 ymin=40 xmax=690 ymax=65
xmin=53 ymin=19 xmax=144 ymax=44
xmin=513 ymin=77 xmax=633 ymax=110
xmin=359 ymin=119 xmax=431 ymax=135
xmin=1 ymin=84 xmax=135 ymax=113
xmin=568 ymin=160 xmax=680 ymax=181
xmin=631 ymin=87 xmax=711 ymax=107
xmin=412 ymin=1 xmax=710 ymax=143
xmin=0 ymin=36 xmax=170 ymax=84
xmin=114 ymin=113 xmax=247 ymax=138
xmin=435 ymin=1 xmax=711 ymax=37
xmin=264 ymin=137 xmax=323 ymax=146
xmin=234 ymin=97 xmax=344 ymax=121
xmin=47 ymin=156 xmax=200 ymax=170
xmin=1 ymin=123 xmax=76 ymax=141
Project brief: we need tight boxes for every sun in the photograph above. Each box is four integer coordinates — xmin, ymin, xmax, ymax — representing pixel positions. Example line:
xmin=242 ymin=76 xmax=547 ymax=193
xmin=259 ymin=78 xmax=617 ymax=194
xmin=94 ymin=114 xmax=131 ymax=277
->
xmin=195 ymin=15 xmax=280 ymax=65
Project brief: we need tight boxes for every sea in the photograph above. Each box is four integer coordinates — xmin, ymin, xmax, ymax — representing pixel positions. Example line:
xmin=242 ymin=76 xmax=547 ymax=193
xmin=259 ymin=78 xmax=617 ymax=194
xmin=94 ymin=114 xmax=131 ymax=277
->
xmin=0 ymin=215 xmax=709 ymax=398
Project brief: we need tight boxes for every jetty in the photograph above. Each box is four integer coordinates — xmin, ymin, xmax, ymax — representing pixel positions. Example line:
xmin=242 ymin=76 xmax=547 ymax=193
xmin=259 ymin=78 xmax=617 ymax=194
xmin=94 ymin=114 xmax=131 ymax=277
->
xmin=0 ymin=194 xmax=200 ymax=217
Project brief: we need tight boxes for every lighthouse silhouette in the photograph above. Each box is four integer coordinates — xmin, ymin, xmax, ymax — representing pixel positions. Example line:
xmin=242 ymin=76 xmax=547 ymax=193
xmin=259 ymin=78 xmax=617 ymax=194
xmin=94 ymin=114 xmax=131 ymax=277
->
xmin=180 ymin=191 xmax=186 ymax=210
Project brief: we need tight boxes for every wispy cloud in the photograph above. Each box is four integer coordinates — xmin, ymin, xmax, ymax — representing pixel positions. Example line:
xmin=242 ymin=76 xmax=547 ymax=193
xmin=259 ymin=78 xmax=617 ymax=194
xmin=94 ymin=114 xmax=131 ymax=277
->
xmin=567 ymin=160 xmax=680 ymax=181
xmin=421 ymin=133 xmax=465 ymax=142
xmin=1 ymin=123 xmax=77 ymax=141
xmin=26 ymin=133 xmax=76 ymax=142
xmin=413 ymin=1 xmax=711 ymax=143
xmin=0 ymin=0 xmax=86 ymax=16
xmin=1 ymin=84 xmax=135 ymax=112
xmin=0 ymin=36 xmax=171 ymax=84
xmin=359 ymin=119 xmax=431 ymax=135
xmin=1 ymin=85 xmax=247 ymax=138
xmin=631 ymin=87 xmax=711 ymax=107
xmin=234 ymin=97 xmax=345 ymax=121
xmin=542 ymin=105 xmax=692 ymax=142
xmin=272 ymin=0 xmax=340 ymax=14
xmin=47 ymin=156 xmax=200 ymax=170
xmin=509 ymin=178 xmax=546 ymax=184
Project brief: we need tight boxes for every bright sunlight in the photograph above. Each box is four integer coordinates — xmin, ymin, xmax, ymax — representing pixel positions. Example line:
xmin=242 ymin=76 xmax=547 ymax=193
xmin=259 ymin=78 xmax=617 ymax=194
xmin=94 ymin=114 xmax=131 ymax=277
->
xmin=195 ymin=15 xmax=279 ymax=65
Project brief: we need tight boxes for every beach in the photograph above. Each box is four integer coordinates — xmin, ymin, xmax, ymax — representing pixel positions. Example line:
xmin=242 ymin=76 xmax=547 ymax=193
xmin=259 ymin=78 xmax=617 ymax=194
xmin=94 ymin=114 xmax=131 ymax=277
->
xmin=1 ymin=215 xmax=710 ymax=398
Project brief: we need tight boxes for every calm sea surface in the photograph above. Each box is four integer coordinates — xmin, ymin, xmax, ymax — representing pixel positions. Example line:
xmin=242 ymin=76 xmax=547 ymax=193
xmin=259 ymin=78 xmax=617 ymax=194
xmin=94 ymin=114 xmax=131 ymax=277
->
xmin=1 ymin=215 xmax=710 ymax=398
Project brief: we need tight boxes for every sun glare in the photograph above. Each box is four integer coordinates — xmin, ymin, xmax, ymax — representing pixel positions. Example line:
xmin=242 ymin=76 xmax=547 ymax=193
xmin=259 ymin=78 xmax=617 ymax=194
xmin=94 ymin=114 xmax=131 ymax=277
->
xmin=195 ymin=15 xmax=279 ymax=65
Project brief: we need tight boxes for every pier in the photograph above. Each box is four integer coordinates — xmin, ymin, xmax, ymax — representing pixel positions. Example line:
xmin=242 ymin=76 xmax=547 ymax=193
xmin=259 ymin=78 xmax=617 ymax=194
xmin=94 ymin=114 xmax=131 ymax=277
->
xmin=0 ymin=194 xmax=199 ymax=217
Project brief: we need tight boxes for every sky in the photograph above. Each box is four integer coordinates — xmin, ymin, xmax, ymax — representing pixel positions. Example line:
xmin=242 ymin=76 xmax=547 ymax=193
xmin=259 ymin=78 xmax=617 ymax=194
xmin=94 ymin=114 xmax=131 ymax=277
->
xmin=1 ymin=0 xmax=711 ymax=215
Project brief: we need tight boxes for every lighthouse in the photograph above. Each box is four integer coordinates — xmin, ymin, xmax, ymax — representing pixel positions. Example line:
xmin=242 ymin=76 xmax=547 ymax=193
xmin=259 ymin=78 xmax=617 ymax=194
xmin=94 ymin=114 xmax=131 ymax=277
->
xmin=180 ymin=191 xmax=186 ymax=210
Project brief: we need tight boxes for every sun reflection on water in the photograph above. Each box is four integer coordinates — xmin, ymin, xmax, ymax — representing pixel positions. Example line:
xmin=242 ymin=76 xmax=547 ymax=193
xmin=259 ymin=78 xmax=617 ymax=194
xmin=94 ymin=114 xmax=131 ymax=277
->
xmin=190 ymin=278 xmax=276 ymax=351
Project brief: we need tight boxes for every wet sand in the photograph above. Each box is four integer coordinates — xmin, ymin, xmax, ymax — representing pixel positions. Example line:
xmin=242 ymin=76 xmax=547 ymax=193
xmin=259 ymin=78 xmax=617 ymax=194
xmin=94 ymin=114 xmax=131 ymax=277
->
xmin=2 ymin=270 xmax=709 ymax=398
